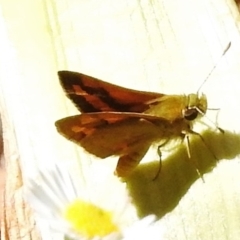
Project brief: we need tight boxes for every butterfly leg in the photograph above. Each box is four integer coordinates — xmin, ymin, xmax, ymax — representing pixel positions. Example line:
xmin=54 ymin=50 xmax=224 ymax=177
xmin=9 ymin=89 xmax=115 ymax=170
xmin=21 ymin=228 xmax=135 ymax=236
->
xmin=185 ymin=129 xmax=219 ymax=181
xmin=152 ymin=141 xmax=169 ymax=180
xmin=114 ymin=145 xmax=150 ymax=177
xmin=185 ymin=134 xmax=191 ymax=158
xmin=200 ymin=109 xmax=224 ymax=133
xmin=187 ymin=129 xmax=218 ymax=160
xmin=183 ymin=133 xmax=204 ymax=181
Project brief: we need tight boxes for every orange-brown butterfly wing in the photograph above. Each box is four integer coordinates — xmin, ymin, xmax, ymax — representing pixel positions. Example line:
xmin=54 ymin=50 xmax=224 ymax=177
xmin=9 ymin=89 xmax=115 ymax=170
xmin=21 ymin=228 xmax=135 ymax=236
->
xmin=55 ymin=112 xmax=168 ymax=177
xmin=55 ymin=112 xmax=165 ymax=157
xmin=58 ymin=71 xmax=164 ymax=113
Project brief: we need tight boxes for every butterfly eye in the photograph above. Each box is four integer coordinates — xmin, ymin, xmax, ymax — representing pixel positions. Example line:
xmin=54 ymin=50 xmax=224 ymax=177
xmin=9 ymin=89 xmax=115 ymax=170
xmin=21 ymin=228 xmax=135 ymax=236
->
xmin=183 ymin=108 xmax=198 ymax=121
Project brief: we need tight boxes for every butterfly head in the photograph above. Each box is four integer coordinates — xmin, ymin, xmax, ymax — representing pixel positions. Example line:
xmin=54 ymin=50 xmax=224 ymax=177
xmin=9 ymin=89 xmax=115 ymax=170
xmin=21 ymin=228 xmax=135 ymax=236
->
xmin=183 ymin=93 xmax=207 ymax=121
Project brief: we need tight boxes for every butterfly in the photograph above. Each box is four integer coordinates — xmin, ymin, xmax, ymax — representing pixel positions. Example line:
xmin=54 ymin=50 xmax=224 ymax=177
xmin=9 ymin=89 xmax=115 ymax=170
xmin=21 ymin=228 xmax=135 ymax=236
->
xmin=55 ymin=70 xmax=216 ymax=178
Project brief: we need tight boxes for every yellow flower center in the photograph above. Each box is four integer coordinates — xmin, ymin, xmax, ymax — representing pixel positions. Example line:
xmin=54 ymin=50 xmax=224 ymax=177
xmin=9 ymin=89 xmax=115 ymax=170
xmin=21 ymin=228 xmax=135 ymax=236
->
xmin=63 ymin=200 xmax=119 ymax=238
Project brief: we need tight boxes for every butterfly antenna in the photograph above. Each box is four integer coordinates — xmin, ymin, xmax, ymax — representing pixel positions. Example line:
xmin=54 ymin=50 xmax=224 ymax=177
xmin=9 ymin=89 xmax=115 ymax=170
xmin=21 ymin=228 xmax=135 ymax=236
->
xmin=197 ymin=42 xmax=231 ymax=95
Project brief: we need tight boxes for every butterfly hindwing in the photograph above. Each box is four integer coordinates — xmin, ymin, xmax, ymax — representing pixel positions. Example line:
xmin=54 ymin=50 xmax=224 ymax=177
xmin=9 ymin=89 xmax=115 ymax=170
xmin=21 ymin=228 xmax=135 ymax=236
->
xmin=55 ymin=112 xmax=167 ymax=158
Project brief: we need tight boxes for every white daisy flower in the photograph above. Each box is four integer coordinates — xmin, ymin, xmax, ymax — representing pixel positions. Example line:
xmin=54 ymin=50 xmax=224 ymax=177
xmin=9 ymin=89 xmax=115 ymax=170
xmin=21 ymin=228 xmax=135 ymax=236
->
xmin=122 ymin=215 xmax=162 ymax=240
xmin=25 ymin=164 xmax=162 ymax=240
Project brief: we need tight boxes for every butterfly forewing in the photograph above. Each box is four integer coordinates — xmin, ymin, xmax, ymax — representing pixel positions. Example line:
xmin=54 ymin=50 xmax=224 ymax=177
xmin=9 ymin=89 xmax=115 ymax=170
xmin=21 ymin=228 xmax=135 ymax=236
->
xmin=58 ymin=71 xmax=164 ymax=113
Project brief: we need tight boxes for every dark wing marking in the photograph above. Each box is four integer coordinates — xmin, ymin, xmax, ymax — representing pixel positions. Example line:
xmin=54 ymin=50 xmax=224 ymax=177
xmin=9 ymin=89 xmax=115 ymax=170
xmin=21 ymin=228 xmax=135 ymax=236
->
xmin=58 ymin=71 xmax=164 ymax=113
